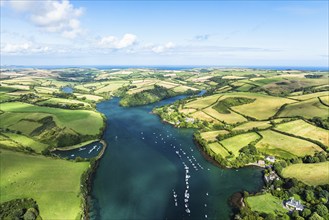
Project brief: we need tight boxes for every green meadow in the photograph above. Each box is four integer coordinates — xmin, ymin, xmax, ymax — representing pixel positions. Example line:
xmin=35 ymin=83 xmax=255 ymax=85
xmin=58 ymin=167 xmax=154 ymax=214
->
xmin=0 ymin=149 xmax=89 ymax=219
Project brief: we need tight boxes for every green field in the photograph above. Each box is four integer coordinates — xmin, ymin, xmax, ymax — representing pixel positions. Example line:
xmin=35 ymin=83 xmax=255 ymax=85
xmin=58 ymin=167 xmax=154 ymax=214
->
xmin=207 ymin=142 xmax=230 ymax=157
xmin=220 ymin=132 xmax=260 ymax=157
xmin=288 ymin=91 xmax=329 ymax=101
xmin=0 ymin=149 xmax=89 ymax=219
xmin=282 ymin=162 xmax=329 ymax=186
xmin=278 ymin=98 xmax=329 ymax=119
xmin=202 ymin=107 xmax=247 ymax=124
xmin=200 ymin=130 xmax=229 ymax=141
xmin=74 ymin=93 xmax=104 ymax=101
xmin=246 ymin=193 xmax=287 ymax=215
xmin=256 ymin=130 xmax=323 ymax=158
xmin=219 ymin=92 xmax=296 ymax=120
xmin=0 ymin=132 xmax=47 ymax=153
xmin=185 ymin=94 xmax=221 ymax=109
xmin=0 ymin=102 xmax=103 ymax=136
xmin=275 ymin=120 xmax=328 ymax=147
xmin=319 ymin=96 xmax=329 ymax=106
xmin=38 ymin=97 xmax=91 ymax=108
xmin=191 ymin=111 xmax=219 ymax=122
xmin=232 ymin=121 xmax=271 ymax=131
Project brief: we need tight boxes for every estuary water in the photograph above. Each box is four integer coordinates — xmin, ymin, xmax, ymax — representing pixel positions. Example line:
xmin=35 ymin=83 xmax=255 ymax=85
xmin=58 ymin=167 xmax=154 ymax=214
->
xmin=90 ymin=96 xmax=264 ymax=220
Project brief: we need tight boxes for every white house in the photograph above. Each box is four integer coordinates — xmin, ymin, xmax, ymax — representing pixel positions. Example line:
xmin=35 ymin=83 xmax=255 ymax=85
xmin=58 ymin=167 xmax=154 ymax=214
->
xmin=285 ymin=198 xmax=304 ymax=211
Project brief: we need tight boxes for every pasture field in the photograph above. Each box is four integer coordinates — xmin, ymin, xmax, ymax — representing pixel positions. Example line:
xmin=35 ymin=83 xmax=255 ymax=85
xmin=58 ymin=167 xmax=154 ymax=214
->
xmin=0 ymin=94 xmax=17 ymax=102
xmin=282 ymin=162 xmax=329 ymax=186
xmin=278 ymin=98 xmax=328 ymax=119
xmin=319 ymin=95 xmax=329 ymax=106
xmin=94 ymin=81 xmax=127 ymax=94
xmin=288 ymin=91 xmax=329 ymax=101
xmin=34 ymin=86 xmax=58 ymax=94
xmin=178 ymin=107 xmax=197 ymax=115
xmin=2 ymin=113 xmax=44 ymax=135
xmin=0 ymin=102 xmax=103 ymax=135
xmin=156 ymin=81 xmax=179 ymax=88
xmin=256 ymin=130 xmax=323 ymax=158
xmin=184 ymin=94 xmax=222 ymax=109
xmin=172 ymin=85 xmax=198 ymax=93
xmin=0 ymin=149 xmax=89 ymax=219
xmin=245 ymin=193 xmax=287 ymax=215
xmin=200 ymin=130 xmax=229 ymax=141
xmin=127 ymin=85 xmax=154 ymax=94
xmin=275 ymin=120 xmax=329 ymax=147
xmin=221 ymin=92 xmax=295 ymax=120
xmin=202 ymin=107 xmax=247 ymax=124
xmin=1 ymin=132 xmax=47 ymax=153
xmin=38 ymin=97 xmax=91 ymax=108
xmin=220 ymin=132 xmax=260 ymax=157
xmin=74 ymin=93 xmax=104 ymax=101
xmin=236 ymin=83 xmax=255 ymax=92
xmin=207 ymin=142 xmax=230 ymax=157
xmin=0 ymin=83 xmax=30 ymax=91
xmin=232 ymin=121 xmax=271 ymax=131
xmin=191 ymin=111 xmax=219 ymax=122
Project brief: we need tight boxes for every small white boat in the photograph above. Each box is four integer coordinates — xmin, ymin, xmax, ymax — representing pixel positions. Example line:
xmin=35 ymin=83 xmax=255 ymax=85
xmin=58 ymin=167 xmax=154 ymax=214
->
xmin=205 ymin=214 xmax=208 ymax=218
xmin=206 ymin=192 xmax=209 ymax=196
xmin=185 ymin=208 xmax=190 ymax=213
xmin=71 ymin=154 xmax=75 ymax=157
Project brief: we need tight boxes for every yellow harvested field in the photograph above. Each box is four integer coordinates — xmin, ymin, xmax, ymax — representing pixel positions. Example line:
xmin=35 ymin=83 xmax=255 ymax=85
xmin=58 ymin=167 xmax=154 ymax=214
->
xmin=288 ymin=91 xmax=329 ymax=101
xmin=279 ymin=98 xmax=328 ymax=119
xmin=256 ymin=130 xmax=323 ymax=158
xmin=179 ymin=108 xmax=197 ymax=115
xmin=95 ymin=83 xmax=126 ymax=94
xmin=275 ymin=120 xmax=329 ymax=147
xmin=156 ymin=81 xmax=179 ymax=88
xmin=172 ymin=85 xmax=198 ymax=93
xmin=282 ymin=162 xmax=329 ymax=186
xmin=219 ymin=92 xmax=296 ymax=120
xmin=233 ymin=121 xmax=271 ymax=131
xmin=200 ymin=130 xmax=229 ymax=141
xmin=191 ymin=111 xmax=218 ymax=122
xmin=35 ymin=87 xmax=58 ymax=94
xmin=222 ymin=76 xmax=246 ymax=79
xmin=319 ymin=96 xmax=329 ymax=106
xmin=1 ymin=84 xmax=30 ymax=90
xmin=185 ymin=94 xmax=222 ymax=109
xmin=208 ymin=142 xmax=230 ymax=157
xmin=202 ymin=107 xmax=247 ymax=124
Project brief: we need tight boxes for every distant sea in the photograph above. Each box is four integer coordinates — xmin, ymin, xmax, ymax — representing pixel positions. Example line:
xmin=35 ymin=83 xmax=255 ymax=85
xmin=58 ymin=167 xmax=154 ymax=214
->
xmin=1 ymin=65 xmax=328 ymax=71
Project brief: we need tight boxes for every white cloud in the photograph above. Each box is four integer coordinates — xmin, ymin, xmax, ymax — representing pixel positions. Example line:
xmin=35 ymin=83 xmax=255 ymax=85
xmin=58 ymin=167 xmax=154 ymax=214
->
xmin=98 ymin=34 xmax=137 ymax=49
xmin=1 ymin=42 xmax=50 ymax=54
xmin=4 ymin=0 xmax=84 ymax=39
xmin=151 ymin=42 xmax=175 ymax=53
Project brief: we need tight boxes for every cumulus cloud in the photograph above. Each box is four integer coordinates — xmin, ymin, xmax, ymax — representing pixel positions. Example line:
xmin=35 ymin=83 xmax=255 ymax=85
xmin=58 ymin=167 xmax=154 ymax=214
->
xmin=1 ymin=42 xmax=50 ymax=54
xmin=98 ymin=34 xmax=137 ymax=49
xmin=151 ymin=42 xmax=175 ymax=53
xmin=3 ymin=0 xmax=84 ymax=38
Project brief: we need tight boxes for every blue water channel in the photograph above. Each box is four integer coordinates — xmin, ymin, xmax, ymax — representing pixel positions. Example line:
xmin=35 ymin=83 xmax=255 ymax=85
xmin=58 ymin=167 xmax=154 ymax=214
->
xmin=87 ymin=96 xmax=264 ymax=219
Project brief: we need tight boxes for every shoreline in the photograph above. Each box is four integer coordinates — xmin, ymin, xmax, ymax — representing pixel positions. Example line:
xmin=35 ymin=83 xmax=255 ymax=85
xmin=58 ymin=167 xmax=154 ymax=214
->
xmin=50 ymin=139 xmax=99 ymax=152
xmin=82 ymin=138 xmax=107 ymax=220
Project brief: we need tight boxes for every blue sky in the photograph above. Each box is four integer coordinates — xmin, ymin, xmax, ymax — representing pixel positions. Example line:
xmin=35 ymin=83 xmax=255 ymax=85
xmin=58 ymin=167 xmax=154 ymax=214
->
xmin=1 ymin=0 xmax=328 ymax=66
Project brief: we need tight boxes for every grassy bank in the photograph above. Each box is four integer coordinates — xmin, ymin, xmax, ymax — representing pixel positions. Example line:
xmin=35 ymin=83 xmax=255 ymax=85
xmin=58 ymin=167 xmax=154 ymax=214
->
xmin=0 ymin=149 xmax=89 ymax=219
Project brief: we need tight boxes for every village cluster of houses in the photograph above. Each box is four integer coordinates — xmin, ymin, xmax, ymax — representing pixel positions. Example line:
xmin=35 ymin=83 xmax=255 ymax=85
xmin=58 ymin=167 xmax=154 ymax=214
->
xmin=261 ymin=155 xmax=304 ymax=212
